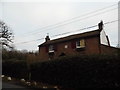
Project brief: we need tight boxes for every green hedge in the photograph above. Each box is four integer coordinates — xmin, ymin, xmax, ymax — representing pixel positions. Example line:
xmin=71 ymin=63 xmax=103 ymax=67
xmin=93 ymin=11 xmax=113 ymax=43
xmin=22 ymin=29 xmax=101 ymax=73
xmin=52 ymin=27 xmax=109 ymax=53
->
xmin=30 ymin=55 xmax=120 ymax=88
xmin=2 ymin=54 xmax=120 ymax=88
xmin=2 ymin=60 xmax=29 ymax=79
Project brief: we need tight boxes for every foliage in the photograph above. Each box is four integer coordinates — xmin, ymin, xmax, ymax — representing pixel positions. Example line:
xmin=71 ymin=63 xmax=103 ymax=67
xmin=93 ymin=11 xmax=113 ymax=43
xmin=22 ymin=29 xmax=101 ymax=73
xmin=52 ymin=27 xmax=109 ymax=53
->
xmin=2 ymin=47 xmax=40 ymax=62
xmin=0 ymin=20 xmax=14 ymax=48
xmin=30 ymin=54 xmax=120 ymax=88
xmin=2 ymin=53 xmax=120 ymax=88
xmin=2 ymin=49 xmax=40 ymax=80
xmin=2 ymin=60 xmax=29 ymax=79
xmin=2 ymin=48 xmax=28 ymax=61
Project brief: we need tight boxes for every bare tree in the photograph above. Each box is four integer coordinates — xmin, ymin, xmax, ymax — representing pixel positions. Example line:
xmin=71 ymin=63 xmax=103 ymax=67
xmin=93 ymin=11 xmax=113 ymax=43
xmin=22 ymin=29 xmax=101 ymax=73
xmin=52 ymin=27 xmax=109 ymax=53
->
xmin=0 ymin=20 xmax=14 ymax=48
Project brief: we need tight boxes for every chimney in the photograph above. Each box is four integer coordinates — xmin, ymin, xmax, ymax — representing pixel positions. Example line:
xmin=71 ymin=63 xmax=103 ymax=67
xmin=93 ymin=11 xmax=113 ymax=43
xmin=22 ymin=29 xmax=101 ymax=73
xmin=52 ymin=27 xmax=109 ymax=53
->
xmin=45 ymin=34 xmax=50 ymax=42
xmin=98 ymin=20 xmax=103 ymax=31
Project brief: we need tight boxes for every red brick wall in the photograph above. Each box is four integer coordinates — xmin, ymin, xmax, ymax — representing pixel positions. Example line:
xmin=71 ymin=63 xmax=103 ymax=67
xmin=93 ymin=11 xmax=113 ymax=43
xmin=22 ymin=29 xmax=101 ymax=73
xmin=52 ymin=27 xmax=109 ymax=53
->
xmin=85 ymin=36 xmax=100 ymax=54
xmin=39 ymin=36 xmax=101 ymax=61
xmin=100 ymin=44 xmax=118 ymax=54
xmin=39 ymin=46 xmax=49 ymax=61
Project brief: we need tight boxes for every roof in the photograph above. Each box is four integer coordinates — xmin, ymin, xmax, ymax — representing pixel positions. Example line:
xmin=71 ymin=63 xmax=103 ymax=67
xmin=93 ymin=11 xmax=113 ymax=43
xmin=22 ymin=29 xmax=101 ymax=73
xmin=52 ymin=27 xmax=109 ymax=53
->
xmin=39 ymin=29 xmax=100 ymax=47
xmin=101 ymin=44 xmax=120 ymax=49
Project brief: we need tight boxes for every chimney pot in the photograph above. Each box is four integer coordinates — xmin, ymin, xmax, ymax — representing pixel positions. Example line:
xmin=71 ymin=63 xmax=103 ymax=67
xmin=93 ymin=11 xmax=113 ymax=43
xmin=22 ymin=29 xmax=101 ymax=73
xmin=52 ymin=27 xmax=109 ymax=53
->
xmin=45 ymin=35 xmax=50 ymax=42
xmin=98 ymin=20 xmax=103 ymax=31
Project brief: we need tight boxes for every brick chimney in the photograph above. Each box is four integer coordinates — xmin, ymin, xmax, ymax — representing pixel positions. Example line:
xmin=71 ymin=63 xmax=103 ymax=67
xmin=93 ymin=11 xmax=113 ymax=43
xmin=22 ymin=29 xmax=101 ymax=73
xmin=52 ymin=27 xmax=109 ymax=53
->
xmin=45 ymin=34 xmax=50 ymax=42
xmin=98 ymin=20 xmax=103 ymax=31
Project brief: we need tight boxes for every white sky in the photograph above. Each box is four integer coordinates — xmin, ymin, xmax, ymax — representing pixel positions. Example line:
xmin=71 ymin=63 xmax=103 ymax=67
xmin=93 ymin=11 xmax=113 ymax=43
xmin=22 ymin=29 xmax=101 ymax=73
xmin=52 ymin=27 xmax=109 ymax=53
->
xmin=0 ymin=0 xmax=119 ymax=51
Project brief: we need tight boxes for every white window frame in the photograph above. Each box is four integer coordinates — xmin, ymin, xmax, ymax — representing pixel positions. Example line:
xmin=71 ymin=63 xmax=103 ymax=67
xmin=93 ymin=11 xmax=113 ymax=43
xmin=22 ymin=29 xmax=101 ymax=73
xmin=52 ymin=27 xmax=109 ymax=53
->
xmin=76 ymin=39 xmax=85 ymax=48
xmin=49 ymin=45 xmax=54 ymax=53
xmin=76 ymin=41 xmax=81 ymax=48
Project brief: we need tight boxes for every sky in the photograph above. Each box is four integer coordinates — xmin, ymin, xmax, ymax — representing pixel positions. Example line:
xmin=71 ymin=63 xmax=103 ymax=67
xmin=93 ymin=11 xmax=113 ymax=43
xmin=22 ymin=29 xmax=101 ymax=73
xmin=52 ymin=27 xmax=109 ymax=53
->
xmin=0 ymin=0 xmax=119 ymax=51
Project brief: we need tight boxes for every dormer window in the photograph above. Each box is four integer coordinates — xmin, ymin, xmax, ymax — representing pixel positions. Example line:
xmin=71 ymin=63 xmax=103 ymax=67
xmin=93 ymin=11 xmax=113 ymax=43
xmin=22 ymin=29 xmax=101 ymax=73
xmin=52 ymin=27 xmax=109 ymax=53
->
xmin=49 ymin=45 xmax=54 ymax=53
xmin=76 ymin=39 xmax=85 ymax=48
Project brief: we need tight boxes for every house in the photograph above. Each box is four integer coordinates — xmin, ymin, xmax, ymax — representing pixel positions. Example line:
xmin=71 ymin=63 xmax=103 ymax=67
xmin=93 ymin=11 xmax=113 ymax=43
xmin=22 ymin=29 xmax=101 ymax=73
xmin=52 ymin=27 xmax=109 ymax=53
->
xmin=38 ymin=21 xmax=118 ymax=60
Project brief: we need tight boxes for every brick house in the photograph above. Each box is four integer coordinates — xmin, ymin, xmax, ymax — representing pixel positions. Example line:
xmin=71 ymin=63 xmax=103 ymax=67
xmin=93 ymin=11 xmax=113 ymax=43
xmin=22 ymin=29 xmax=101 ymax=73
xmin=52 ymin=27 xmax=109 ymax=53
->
xmin=38 ymin=21 xmax=118 ymax=60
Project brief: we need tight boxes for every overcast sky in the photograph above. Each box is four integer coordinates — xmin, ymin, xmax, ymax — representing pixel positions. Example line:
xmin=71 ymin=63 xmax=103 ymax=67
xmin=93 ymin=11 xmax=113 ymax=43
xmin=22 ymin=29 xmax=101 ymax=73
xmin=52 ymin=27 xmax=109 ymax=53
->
xmin=0 ymin=0 xmax=119 ymax=51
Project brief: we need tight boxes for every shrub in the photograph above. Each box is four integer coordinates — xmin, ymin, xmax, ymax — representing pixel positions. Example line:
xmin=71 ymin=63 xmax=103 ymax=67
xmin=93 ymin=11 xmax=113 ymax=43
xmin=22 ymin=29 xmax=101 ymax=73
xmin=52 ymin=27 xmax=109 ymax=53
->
xmin=2 ymin=60 xmax=29 ymax=79
xmin=30 ymin=54 xmax=120 ymax=88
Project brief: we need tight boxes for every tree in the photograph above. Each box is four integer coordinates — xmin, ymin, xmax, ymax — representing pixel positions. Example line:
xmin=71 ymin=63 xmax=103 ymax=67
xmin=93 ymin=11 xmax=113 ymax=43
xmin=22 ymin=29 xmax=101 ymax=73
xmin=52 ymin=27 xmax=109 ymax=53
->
xmin=0 ymin=20 xmax=14 ymax=48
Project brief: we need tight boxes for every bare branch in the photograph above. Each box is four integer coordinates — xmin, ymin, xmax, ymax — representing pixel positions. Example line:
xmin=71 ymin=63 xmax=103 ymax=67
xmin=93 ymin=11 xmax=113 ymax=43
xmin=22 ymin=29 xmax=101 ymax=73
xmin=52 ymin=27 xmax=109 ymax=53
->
xmin=0 ymin=20 xmax=14 ymax=48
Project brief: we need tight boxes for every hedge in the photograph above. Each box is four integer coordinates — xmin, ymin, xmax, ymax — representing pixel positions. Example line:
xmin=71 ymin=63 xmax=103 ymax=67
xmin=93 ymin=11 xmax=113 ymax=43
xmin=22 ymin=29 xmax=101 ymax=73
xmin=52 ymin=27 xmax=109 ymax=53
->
xmin=2 ymin=54 xmax=120 ymax=88
xmin=2 ymin=60 xmax=29 ymax=79
xmin=30 ymin=54 xmax=120 ymax=88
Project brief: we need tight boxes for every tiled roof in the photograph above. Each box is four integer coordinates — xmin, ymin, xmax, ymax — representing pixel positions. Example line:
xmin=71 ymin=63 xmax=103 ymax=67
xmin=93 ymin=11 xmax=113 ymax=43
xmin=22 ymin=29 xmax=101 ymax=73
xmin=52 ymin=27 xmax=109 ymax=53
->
xmin=39 ymin=29 xmax=100 ymax=47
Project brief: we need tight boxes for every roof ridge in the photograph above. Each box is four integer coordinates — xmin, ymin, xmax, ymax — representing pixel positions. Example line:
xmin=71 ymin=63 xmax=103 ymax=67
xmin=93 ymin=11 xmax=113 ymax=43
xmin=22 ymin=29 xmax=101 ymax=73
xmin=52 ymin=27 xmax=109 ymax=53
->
xmin=39 ymin=29 xmax=100 ymax=46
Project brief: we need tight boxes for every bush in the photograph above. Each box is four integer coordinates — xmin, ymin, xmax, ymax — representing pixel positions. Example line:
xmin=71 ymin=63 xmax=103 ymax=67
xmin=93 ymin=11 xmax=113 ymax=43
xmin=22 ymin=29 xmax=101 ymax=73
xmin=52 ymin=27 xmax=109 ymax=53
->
xmin=2 ymin=60 xmax=29 ymax=79
xmin=30 ymin=54 xmax=120 ymax=88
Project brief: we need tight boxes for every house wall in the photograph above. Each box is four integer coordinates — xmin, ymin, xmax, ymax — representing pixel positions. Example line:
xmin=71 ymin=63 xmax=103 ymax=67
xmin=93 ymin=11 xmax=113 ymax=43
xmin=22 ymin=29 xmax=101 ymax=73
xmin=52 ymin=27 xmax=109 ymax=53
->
xmin=39 ymin=35 xmax=101 ymax=61
xmin=85 ymin=36 xmax=100 ymax=54
xmin=100 ymin=44 xmax=119 ymax=54
xmin=39 ymin=46 xmax=50 ymax=61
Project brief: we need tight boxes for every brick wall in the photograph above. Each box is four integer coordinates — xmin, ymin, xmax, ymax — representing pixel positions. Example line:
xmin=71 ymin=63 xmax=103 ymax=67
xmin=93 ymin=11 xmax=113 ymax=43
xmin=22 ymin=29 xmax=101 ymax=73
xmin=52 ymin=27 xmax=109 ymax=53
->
xmin=85 ymin=36 xmax=100 ymax=54
xmin=100 ymin=44 xmax=119 ymax=54
xmin=39 ymin=35 xmax=101 ymax=61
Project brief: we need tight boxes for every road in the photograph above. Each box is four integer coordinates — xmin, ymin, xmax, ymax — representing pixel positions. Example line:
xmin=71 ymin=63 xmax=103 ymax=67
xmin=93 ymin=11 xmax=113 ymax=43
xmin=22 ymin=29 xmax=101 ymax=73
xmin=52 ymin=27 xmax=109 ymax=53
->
xmin=2 ymin=81 xmax=33 ymax=90
xmin=2 ymin=81 xmax=56 ymax=90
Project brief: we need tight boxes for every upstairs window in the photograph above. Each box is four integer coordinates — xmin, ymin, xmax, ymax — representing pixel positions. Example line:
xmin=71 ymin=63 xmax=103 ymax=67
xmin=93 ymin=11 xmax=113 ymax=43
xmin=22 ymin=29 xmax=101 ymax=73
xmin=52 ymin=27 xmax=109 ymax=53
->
xmin=76 ymin=39 xmax=85 ymax=48
xmin=76 ymin=41 xmax=80 ymax=48
xmin=49 ymin=45 xmax=54 ymax=53
xmin=45 ymin=44 xmax=57 ymax=53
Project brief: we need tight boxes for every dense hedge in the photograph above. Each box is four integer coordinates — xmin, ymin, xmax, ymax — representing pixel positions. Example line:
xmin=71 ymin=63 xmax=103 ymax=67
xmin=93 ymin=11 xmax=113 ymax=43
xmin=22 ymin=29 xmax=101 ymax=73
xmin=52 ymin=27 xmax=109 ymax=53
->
xmin=2 ymin=60 xmax=29 ymax=79
xmin=30 ymin=54 xmax=120 ymax=88
xmin=2 ymin=54 xmax=120 ymax=88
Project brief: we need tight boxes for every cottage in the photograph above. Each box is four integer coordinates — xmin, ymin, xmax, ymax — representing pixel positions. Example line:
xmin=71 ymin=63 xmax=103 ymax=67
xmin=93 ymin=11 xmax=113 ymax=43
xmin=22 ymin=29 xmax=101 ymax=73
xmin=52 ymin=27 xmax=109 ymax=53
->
xmin=38 ymin=21 xmax=118 ymax=60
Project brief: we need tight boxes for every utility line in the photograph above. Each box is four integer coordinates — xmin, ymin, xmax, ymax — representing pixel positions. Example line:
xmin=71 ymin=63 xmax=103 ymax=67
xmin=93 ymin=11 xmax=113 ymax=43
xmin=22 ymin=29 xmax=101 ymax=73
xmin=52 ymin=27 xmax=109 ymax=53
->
xmin=14 ymin=19 xmax=118 ymax=45
xmin=17 ymin=7 xmax=118 ymax=38
xmin=32 ymin=7 xmax=118 ymax=36
xmin=17 ymin=3 xmax=118 ymax=37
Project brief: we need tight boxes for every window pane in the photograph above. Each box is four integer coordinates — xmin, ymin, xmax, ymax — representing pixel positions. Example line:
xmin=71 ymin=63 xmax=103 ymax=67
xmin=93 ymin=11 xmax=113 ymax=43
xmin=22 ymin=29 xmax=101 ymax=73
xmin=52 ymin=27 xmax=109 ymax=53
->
xmin=76 ymin=41 xmax=80 ymax=46
xmin=49 ymin=45 xmax=54 ymax=52
xmin=80 ymin=39 xmax=85 ymax=47
xmin=76 ymin=39 xmax=85 ymax=48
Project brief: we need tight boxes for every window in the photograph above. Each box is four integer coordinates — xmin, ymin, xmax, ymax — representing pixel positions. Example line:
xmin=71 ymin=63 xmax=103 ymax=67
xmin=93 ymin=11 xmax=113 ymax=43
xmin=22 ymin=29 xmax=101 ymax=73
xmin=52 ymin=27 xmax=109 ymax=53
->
xmin=76 ymin=39 xmax=85 ymax=48
xmin=65 ymin=45 xmax=68 ymax=49
xmin=49 ymin=45 xmax=54 ymax=53
xmin=76 ymin=41 xmax=80 ymax=48
xmin=46 ymin=44 xmax=57 ymax=53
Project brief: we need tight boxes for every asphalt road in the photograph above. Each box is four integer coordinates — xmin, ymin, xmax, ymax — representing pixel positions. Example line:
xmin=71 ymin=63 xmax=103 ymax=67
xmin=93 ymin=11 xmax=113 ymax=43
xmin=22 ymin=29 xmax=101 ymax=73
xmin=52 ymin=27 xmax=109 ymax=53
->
xmin=2 ymin=82 xmax=56 ymax=90
xmin=2 ymin=82 xmax=33 ymax=90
